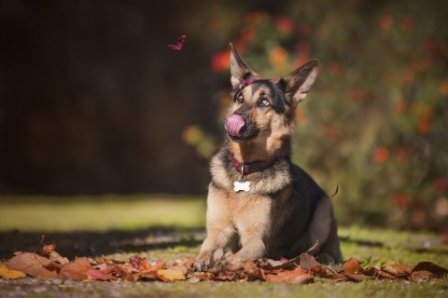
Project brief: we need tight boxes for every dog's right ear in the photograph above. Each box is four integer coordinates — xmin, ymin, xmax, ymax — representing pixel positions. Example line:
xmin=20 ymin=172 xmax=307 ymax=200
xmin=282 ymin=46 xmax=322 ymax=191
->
xmin=278 ymin=60 xmax=319 ymax=105
xmin=229 ymin=43 xmax=257 ymax=89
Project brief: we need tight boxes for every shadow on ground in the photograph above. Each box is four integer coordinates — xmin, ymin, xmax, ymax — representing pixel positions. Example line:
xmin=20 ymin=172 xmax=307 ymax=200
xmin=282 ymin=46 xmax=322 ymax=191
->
xmin=0 ymin=227 xmax=204 ymax=259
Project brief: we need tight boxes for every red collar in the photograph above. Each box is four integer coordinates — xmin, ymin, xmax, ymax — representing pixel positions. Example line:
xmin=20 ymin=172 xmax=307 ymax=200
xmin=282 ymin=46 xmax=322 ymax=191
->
xmin=230 ymin=153 xmax=275 ymax=175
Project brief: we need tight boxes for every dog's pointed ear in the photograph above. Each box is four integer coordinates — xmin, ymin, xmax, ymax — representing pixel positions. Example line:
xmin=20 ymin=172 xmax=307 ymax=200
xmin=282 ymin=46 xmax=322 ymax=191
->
xmin=229 ymin=42 xmax=256 ymax=89
xmin=278 ymin=60 xmax=319 ymax=104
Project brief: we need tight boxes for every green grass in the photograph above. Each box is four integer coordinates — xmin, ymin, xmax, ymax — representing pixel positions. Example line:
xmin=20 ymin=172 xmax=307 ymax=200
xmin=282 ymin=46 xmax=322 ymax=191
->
xmin=0 ymin=195 xmax=447 ymax=298
xmin=0 ymin=194 xmax=205 ymax=231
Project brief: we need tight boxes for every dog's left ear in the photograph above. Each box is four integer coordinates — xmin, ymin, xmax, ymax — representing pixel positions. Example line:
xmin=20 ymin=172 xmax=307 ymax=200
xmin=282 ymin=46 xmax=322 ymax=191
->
xmin=278 ymin=60 xmax=319 ymax=104
xmin=229 ymin=42 xmax=257 ymax=89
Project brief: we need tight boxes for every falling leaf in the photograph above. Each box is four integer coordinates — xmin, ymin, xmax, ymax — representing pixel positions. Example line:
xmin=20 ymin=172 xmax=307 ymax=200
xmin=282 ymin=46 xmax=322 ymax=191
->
xmin=168 ymin=35 xmax=187 ymax=51
xmin=5 ymin=252 xmax=58 ymax=279
xmin=265 ymin=267 xmax=313 ymax=284
xmin=156 ymin=269 xmax=185 ymax=282
xmin=59 ymin=258 xmax=92 ymax=281
xmin=0 ymin=264 xmax=26 ymax=279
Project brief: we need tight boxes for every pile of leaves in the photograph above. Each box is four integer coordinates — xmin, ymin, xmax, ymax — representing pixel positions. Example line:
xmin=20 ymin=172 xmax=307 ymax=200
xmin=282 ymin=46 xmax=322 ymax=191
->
xmin=1 ymin=244 xmax=447 ymax=284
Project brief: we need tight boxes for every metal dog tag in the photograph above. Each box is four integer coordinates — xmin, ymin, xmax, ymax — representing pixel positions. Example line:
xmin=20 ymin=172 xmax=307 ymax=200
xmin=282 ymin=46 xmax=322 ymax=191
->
xmin=233 ymin=181 xmax=250 ymax=192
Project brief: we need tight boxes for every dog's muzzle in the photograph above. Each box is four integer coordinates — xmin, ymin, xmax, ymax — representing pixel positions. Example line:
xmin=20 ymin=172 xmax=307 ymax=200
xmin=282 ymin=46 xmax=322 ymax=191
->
xmin=224 ymin=113 xmax=259 ymax=141
xmin=225 ymin=114 xmax=246 ymax=137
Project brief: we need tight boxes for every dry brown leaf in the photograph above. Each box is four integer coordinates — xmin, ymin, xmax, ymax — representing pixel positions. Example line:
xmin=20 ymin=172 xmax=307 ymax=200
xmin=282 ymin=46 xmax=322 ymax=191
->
xmin=167 ymin=258 xmax=195 ymax=275
xmin=410 ymin=270 xmax=436 ymax=282
xmin=343 ymin=258 xmax=363 ymax=274
xmin=375 ymin=269 xmax=397 ymax=280
xmin=86 ymin=268 xmax=115 ymax=281
xmin=332 ymin=273 xmax=351 ymax=282
xmin=0 ymin=264 xmax=26 ymax=279
xmin=412 ymin=261 xmax=448 ymax=277
xmin=212 ymin=271 xmax=238 ymax=281
xmin=41 ymin=244 xmax=56 ymax=256
xmin=156 ymin=269 xmax=185 ymax=282
xmin=190 ymin=271 xmax=213 ymax=282
xmin=59 ymin=258 xmax=92 ymax=281
xmin=299 ymin=253 xmax=322 ymax=273
xmin=265 ymin=267 xmax=313 ymax=284
xmin=382 ymin=263 xmax=411 ymax=278
xmin=42 ymin=244 xmax=69 ymax=266
xmin=5 ymin=252 xmax=57 ymax=279
xmin=344 ymin=272 xmax=371 ymax=282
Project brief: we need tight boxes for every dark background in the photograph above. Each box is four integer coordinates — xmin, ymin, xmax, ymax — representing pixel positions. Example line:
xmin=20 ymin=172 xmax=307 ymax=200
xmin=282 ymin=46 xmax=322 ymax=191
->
xmin=0 ymin=0 xmax=232 ymax=194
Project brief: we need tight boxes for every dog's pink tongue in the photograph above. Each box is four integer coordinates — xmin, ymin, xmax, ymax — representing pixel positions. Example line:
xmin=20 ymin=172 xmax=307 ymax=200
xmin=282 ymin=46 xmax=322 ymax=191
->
xmin=225 ymin=114 xmax=245 ymax=136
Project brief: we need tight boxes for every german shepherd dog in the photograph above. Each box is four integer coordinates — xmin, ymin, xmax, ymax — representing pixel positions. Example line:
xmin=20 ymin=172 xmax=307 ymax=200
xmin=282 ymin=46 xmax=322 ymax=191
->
xmin=195 ymin=43 xmax=342 ymax=270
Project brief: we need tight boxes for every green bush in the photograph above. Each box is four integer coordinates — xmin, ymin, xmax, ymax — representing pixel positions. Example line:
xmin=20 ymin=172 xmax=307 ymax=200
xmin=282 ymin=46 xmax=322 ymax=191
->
xmin=183 ymin=1 xmax=448 ymax=230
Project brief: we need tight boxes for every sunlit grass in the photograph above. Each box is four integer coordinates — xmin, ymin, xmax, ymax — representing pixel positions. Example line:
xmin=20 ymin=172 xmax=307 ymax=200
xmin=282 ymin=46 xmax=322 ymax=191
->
xmin=0 ymin=195 xmax=205 ymax=231
xmin=1 ymin=195 xmax=447 ymax=297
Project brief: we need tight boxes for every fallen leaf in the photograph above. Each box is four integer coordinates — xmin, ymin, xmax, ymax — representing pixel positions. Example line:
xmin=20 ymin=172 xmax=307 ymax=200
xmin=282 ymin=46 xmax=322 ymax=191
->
xmin=212 ymin=271 xmax=238 ymax=281
xmin=299 ymin=253 xmax=322 ymax=273
xmin=156 ymin=269 xmax=185 ymax=282
xmin=41 ymin=244 xmax=56 ymax=256
xmin=189 ymin=271 xmax=213 ymax=282
xmin=6 ymin=252 xmax=57 ymax=279
xmin=344 ymin=272 xmax=371 ymax=282
xmin=59 ymin=258 xmax=92 ymax=281
xmin=382 ymin=263 xmax=411 ymax=278
xmin=265 ymin=267 xmax=313 ymax=284
xmin=412 ymin=261 xmax=448 ymax=277
xmin=410 ymin=270 xmax=436 ymax=282
xmin=269 ymin=257 xmax=300 ymax=270
xmin=86 ymin=268 xmax=115 ymax=281
xmin=145 ymin=260 xmax=166 ymax=272
xmin=343 ymin=258 xmax=363 ymax=274
xmin=42 ymin=244 xmax=69 ymax=266
xmin=167 ymin=258 xmax=195 ymax=275
xmin=0 ymin=264 xmax=26 ymax=279
xmin=241 ymin=260 xmax=265 ymax=281
xmin=129 ymin=255 xmax=146 ymax=270
xmin=332 ymin=273 xmax=351 ymax=282
xmin=375 ymin=269 xmax=397 ymax=280
xmin=136 ymin=259 xmax=166 ymax=280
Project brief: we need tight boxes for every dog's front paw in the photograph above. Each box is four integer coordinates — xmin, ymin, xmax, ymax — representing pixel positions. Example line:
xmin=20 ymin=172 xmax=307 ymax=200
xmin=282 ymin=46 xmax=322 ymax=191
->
xmin=194 ymin=252 xmax=212 ymax=272
xmin=224 ymin=254 xmax=244 ymax=271
xmin=194 ymin=248 xmax=225 ymax=271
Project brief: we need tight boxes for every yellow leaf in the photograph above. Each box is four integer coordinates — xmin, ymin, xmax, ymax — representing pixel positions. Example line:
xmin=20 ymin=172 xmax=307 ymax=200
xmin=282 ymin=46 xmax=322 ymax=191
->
xmin=0 ymin=264 xmax=26 ymax=279
xmin=156 ymin=269 xmax=185 ymax=282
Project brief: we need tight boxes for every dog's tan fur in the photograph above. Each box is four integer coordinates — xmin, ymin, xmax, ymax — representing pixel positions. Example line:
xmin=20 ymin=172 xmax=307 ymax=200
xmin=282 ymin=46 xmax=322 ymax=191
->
xmin=195 ymin=43 xmax=342 ymax=269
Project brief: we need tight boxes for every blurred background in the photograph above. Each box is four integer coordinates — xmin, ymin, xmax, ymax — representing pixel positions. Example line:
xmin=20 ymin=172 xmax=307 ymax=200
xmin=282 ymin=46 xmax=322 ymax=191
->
xmin=0 ymin=0 xmax=447 ymax=231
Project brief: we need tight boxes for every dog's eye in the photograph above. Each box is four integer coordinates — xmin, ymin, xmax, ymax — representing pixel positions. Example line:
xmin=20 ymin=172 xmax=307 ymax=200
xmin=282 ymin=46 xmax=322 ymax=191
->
xmin=236 ymin=94 xmax=244 ymax=104
xmin=258 ymin=96 xmax=270 ymax=107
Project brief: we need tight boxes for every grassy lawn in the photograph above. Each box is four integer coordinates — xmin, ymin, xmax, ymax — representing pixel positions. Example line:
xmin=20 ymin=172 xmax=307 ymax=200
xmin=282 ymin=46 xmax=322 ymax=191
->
xmin=0 ymin=195 xmax=447 ymax=298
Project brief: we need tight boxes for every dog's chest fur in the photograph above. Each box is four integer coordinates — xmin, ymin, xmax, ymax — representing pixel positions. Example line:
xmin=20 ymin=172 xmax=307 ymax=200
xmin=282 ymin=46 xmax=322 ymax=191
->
xmin=207 ymin=148 xmax=319 ymax=258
